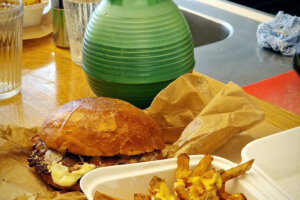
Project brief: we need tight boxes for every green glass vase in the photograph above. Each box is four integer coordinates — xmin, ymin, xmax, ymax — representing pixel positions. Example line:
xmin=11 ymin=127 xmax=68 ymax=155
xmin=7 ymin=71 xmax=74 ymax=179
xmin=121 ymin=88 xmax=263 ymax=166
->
xmin=82 ymin=0 xmax=194 ymax=108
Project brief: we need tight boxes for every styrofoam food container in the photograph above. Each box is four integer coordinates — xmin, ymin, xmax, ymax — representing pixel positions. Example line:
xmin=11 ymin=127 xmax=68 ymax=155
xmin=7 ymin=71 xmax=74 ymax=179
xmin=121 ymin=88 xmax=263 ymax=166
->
xmin=242 ymin=126 xmax=300 ymax=199
xmin=23 ymin=1 xmax=48 ymax=27
xmin=80 ymin=155 xmax=292 ymax=200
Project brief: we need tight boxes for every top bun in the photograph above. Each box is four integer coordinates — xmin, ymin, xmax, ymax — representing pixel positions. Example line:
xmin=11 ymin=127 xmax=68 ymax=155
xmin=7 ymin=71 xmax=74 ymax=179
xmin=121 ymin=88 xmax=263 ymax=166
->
xmin=40 ymin=97 xmax=164 ymax=156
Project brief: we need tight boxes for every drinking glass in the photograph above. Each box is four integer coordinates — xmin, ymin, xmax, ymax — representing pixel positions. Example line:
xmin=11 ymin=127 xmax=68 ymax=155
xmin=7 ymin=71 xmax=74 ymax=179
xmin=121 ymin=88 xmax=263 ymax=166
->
xmin=63 ymin=0 xmax=101 ymax=65
xmin=0 ymin=0 xmax=23 ymax=100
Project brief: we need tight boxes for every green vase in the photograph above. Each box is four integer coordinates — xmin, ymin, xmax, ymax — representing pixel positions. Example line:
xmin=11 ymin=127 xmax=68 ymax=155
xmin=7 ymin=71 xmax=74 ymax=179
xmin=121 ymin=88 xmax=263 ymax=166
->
xmin=82 ymin=0 xmax=194 ymax=108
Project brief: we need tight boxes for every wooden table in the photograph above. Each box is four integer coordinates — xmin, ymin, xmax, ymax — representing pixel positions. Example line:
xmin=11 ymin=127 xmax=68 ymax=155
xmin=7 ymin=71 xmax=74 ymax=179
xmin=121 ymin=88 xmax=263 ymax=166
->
xmin=0 ymin=34 xmax=95 ymax=128
xmin=0 ymin=34 xmax=300 ymax=132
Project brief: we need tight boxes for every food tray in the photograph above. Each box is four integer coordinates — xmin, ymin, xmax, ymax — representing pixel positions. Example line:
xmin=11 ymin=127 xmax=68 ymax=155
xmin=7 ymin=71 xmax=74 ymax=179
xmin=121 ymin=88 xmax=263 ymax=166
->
xmin=80 ymin=154 xmax=292 ymax=200
xmin=242 ymin=126 xmax=300 ymax=199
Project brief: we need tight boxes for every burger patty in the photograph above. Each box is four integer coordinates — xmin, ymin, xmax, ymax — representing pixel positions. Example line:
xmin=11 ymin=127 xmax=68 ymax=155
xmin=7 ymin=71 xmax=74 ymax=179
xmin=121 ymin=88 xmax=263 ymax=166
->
xmin=28 ymin=136 xmax=163 ymax=175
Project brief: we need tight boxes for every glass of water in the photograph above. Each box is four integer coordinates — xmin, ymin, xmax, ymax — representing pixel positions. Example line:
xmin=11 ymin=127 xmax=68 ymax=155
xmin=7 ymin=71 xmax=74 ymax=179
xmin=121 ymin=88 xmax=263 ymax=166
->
xmin=0 ymin=0 xmax=23 ymax=100
xmin=63 ymin=0 xmax=101 ymax=65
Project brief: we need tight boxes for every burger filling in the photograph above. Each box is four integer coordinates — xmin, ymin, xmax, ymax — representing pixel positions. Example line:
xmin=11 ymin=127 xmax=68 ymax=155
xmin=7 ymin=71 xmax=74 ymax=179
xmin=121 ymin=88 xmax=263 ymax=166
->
xmin=48 ymin=162 xmax=95 ymax=187
xmin=28 ymin=136 xmax=163 ymax=187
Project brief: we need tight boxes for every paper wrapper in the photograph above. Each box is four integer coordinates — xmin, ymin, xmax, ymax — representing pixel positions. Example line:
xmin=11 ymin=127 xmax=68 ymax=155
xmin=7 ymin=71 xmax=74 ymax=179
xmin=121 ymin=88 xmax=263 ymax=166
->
xmin=146 ymin=73 xmax=214 ymax=143
xmin=146 ymin=73 xmax=265 ymax=157
xmin=0 ymin=73 xmax=264 ymax=200
xmin=0 ymin=125 xmax=87 ymax=200
xmin=166 ymin=81 xmax=265 ymax=157
xmin=14 ymin=191 xmax=86 ymax=200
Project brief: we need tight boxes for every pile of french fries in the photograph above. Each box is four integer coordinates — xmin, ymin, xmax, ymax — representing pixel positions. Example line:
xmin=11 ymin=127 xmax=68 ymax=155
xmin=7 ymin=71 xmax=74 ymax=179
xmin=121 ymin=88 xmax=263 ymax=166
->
xmin=93 ymin=154 xmax=254 ymax=200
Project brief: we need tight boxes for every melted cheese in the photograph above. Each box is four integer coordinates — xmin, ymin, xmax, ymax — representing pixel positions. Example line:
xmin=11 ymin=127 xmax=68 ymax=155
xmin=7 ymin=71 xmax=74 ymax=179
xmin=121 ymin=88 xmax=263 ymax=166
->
xmin=156 ymin=182 xmax=176 ymax=200
xmin=201 ymin=173 xmax=222 ymax=190
xmin=48 ymin=162 xmax=95 ymax=186
xmin=175 ymin=179 xmax=185 ymax=188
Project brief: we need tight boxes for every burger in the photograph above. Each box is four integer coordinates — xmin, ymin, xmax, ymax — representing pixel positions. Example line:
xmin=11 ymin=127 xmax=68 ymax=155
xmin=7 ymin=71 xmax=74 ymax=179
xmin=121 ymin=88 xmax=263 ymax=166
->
xmin=28 ymin=97 xmax=165 ymax=191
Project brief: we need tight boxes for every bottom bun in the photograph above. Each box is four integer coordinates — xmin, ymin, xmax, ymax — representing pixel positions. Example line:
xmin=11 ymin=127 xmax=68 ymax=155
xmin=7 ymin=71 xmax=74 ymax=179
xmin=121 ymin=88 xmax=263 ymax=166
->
xmin=40 ymin=174 xmax=81 ymax=191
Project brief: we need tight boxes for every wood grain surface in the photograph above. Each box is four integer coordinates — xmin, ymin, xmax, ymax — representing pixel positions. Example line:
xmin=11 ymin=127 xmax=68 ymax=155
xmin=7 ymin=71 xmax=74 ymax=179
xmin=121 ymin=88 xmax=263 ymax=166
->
xmin=0 ymin=34 xmax=299 ymax=131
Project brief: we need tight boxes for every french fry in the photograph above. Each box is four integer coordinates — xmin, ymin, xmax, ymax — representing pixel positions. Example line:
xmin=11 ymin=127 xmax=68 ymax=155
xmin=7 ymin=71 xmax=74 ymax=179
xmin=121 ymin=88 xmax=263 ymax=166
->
xmin=201 ymin=188 xmax=219 ymax=200
xmin=218 ymin=183 xmax=230 ymax=199
xmin=174 ymin=154 xmax=191 ymax=199
xmin=219 ymin=185 xmax=246 ymax=200
xmin=93 ymin=191 xmax=123 ymax=200
xmin=175 ymin=184 xmax=205 ymax=200
xmin=175 ymin=153 xmax=191 ymax=180
xmin=190 ymin=154 xmax=213 ymax=177
xmin=221 ymin=159 xmax=254 ymax=182
xmin=175 ymin=186 xmax=191 ymax=200
xmin=149 ymin=176 xmax=177 ymax=200
xmin=134 ymin=193 xmax=151 ymax=200
xmin=186 ymin=177 xmax=205 ymax=199
xmin=175 ymin=176 xmax=207 ymax=200
xmin=149 ymin=176 xmax=163 ymax=194
xmin=227 ymin=193 xmax=247 ymax=200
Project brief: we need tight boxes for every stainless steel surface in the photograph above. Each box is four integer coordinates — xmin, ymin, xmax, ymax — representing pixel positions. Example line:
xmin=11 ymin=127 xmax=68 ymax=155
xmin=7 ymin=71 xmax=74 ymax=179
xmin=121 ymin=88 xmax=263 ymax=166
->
xmin=177 ymin=0 xmax=293 ymax=86
xmin=181 ymin=8 xmax=233 ymax=47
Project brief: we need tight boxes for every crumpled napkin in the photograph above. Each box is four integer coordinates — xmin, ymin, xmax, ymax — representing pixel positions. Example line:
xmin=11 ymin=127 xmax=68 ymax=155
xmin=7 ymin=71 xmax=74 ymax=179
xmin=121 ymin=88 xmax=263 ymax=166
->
xmin=257 ymin=11 xmax=300 ymax=56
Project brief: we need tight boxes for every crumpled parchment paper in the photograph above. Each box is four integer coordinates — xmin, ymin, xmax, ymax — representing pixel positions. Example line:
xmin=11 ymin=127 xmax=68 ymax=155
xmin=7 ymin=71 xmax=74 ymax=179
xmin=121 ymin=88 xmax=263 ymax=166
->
xmin=0 ymin=125 xmax=87 ymax=200
xmin=165 ymin=81 xmax=265 ymax=157
xmin=147 ymin=73 xmax=264 ymax=156
xmin=146 ymin=73 xmax=214 ymax=143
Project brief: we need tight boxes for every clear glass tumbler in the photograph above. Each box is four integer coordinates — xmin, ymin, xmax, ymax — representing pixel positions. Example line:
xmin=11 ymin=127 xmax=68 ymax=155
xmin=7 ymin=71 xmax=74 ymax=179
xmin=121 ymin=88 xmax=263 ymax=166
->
xmin=0 ymin=0 xmax=23 ymax=100
xmin=63 ymin=0 xmax=101 ymax=65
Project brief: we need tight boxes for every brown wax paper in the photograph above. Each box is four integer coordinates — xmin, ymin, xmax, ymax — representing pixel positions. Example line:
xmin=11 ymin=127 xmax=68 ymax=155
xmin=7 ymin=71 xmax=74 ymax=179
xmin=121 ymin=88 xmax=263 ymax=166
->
xmin=0 ymin=125 xmax=87 ymax=200
xmin=147 ymin=73 xmax=264 ymax=148
xmin=164 ymin=80 xmax=265 ymax=157
xmin=0 ymin=125 xmax=46 ymax=200
xmin=14 ymin=191 xmax=86 ymax=200
xmin=146 ymin=73 xmax=214 ymax=143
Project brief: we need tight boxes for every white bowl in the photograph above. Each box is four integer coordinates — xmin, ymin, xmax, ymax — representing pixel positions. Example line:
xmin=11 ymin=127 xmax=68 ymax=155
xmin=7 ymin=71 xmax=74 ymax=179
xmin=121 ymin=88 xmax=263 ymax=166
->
xmin=23 ymin=1 xmax=48 ymax=27
xmin=80 ymin=155 xmax=292 ymax=200
xmin=242 ymin=126 xmax=300 ymax=199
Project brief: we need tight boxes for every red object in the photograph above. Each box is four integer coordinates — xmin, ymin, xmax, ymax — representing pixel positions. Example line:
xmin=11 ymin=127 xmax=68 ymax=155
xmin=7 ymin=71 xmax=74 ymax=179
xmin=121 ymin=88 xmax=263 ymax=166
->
xmin=243 ymin=70 xmax=300 ymax=116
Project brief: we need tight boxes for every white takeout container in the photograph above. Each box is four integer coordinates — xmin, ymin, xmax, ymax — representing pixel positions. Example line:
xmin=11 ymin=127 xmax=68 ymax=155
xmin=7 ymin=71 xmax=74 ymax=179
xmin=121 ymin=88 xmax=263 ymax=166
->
xmin=23 ymin=1 xmax=48 ymax=27
xmin=242 ymin=126 xmax=300 ymax=199
xmin=80 ymin=154 xmax=292 ymax=200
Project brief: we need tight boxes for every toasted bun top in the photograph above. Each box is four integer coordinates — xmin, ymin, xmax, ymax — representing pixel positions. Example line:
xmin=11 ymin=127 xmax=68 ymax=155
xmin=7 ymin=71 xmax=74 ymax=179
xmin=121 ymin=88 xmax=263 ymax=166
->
xmin=40 ymin=97 xmax=164 ymax=156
